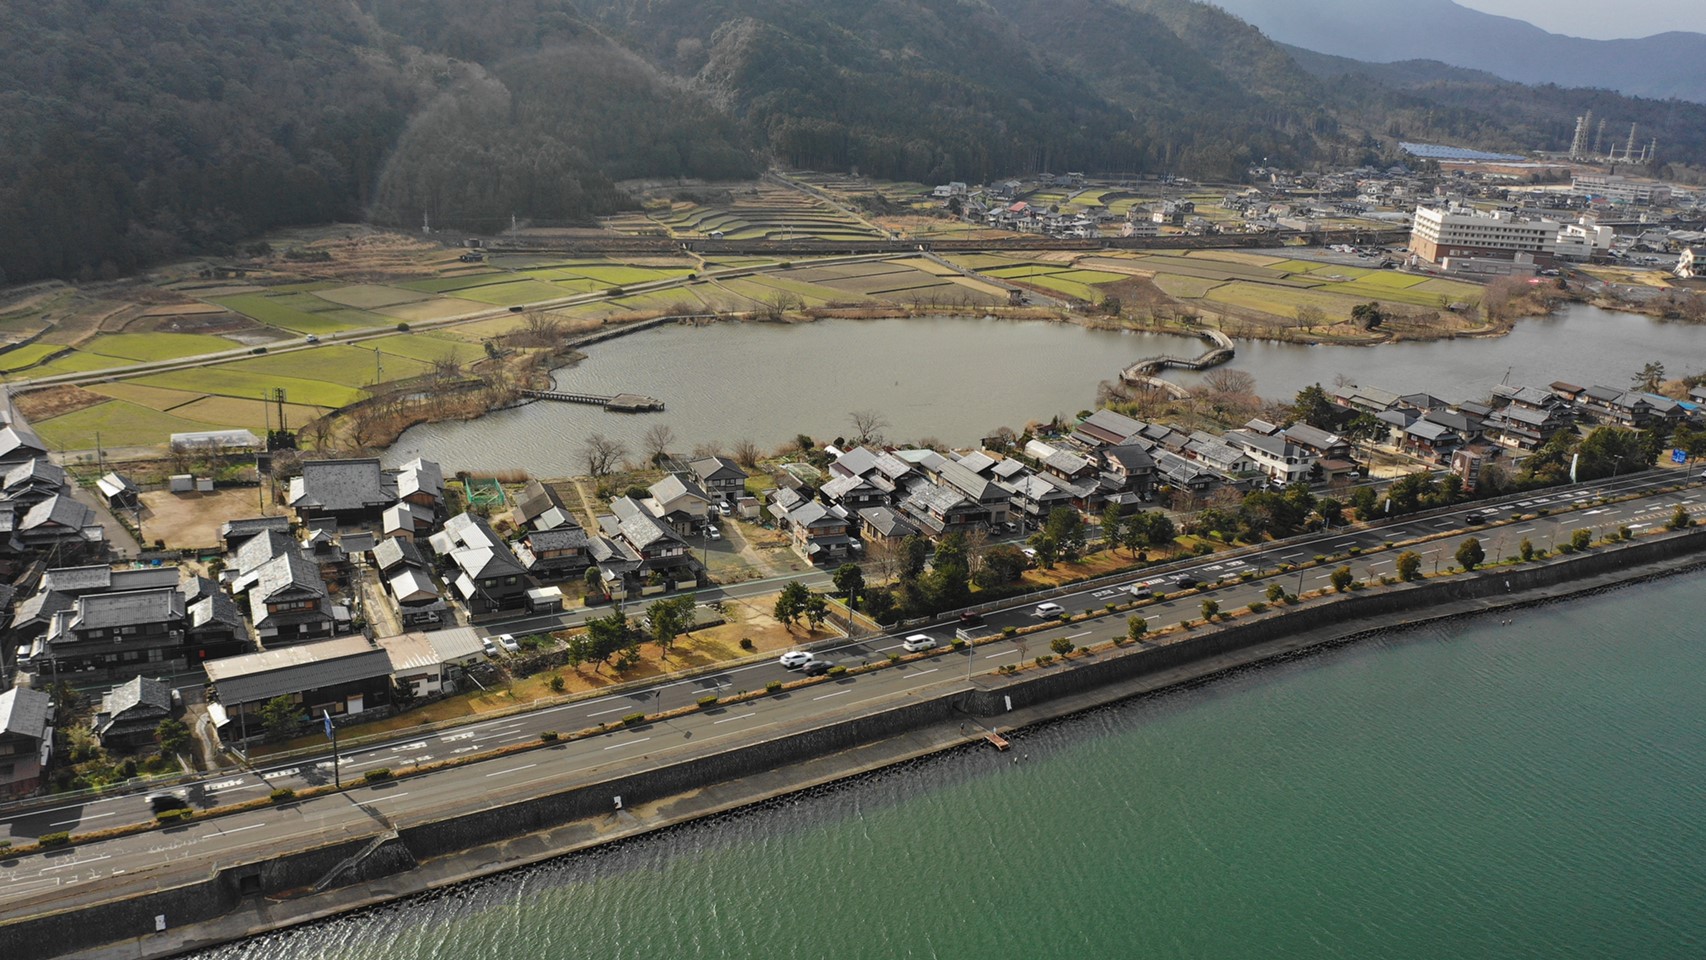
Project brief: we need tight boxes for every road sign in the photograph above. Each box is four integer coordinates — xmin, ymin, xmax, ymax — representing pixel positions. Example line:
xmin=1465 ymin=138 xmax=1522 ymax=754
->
xmin=1674 ymin=449 xmax=1689 ymax=464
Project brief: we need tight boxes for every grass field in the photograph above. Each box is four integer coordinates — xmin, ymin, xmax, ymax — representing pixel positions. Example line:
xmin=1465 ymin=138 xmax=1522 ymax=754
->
xmin=32 ymin=400 xmax=213 ymax=450
xmin=453 ymin=280 xmax=571 ymax=306
xmin=27 ymin=351 xmax=137 ymax=377
xmin=88 ymin=382 xmax=209 ymax=410
xmin=133 ymin=368 xmax=369 ymax=408
xmin=1151 ymin=275 xmax=1226 ymax=299
xmin=1016 ymin=275 xmax=1100 ymax=301
xmin=238 ymin=344 xmax=436 ymax=387
xmin=1181 ymin=250 xmax=1289 ymax=268
xmin=170 ymin=395 xmax=328 ymax=430
xmin=313 ymin=284 xmax=431 ymax=309
xmin=396 ymin=274 xmax=513 ymax=294
xmin=1205 ymin=281 xmax=1364 ymax=321
xmin=213 ymin=294 xmax=380 ymax=335
xmin=374 ymin=298 xmax=490 ymax=323
xmin=0 ymin=343 xmax=69 ymax=372
xmin=82 ymin=332 xmax=239 ymax=362
xmin=367 ymin=333 xmax=474 ymax=364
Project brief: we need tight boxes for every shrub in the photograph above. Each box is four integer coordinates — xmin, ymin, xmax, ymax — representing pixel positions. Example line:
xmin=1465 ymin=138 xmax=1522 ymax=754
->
xmin=364 ymin=768 xmax=392 ymax=782
xmin=622 ymin=713 xmax=647 ymax=727
xmin=155 ymin=809 xmax=192 ymax=823
xmin=887 ymin=652 xmax=901 ymax=663
xmin=1667 ymin=506 xmax=1693 ymax=530
xmin=39 ymin=832 xmax=70 ymax=848
xmin=549 ymin=675 xmax=566 ymax=694
xmin=1035 ymin=655 xmax=1055 ymax=667
xmin=1105 ymin=602 xmax=1117 ymax=613
xmin=1519 ymin=538 xmax=1535 ymax=561
xmin=396 ymin=322 xmax=411 ymax=332
xmin=1247 ymin=601 xmax=1268 ymax=614
xmin=1330 ymin=566 xmax=1354 ymax=592
xmin=540 ymin=731 xmax=560 ymax=742
xmin=1618 ymin=525 xmax=1633 ymax=540
xmin=1049 ymin=636 xmax=1076 ymax=657
xmin=765 ymin=680 xmax=783 ymax=694
xmin=1347 ymin=546 xmax=1362 ymax=556
xmin=826 ymin=666 xmax=848 ymax=677
xmin=1057 ymin=613 xmax=1072 ymax=624
xmin=1570 ymin=529 xmax=1592 ymax=551
xmin=739 ymin=637 xmax=755 ymax=651
xmin=1266 ymin=583 xmax=1286 ymax=602
xmin=1200 ymin=598 xmax=1220 ymax=621
xmin=950 ymin=639 xmax=966 ymax=650
xmin=696 ymin=695 xmax=720 ymax=708
xmin=269 ymin=787 xmax=296 ymax=804
xmin=607 ymin=286 xmax=627 ymax=296
xmin=1313 ymin=554 xmax=1327 ymax=565
xmin=1001 ymin=626 xmax=1017 ymax=638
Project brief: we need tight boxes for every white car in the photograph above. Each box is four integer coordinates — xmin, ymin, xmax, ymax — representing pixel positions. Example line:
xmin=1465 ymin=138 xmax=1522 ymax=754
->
xmin=901 ymin=634 xmax=937 ymax=652
xmin=1034 ymin=602 xmax=1065 ymax=618
xmin=778 ymin=650 xmax=814 ymax=669
xmin=497 ymin=634 xmax=520 ymax=654
xmin=480 ymin=636 xmax=499 ymax=657
xmin=707 ymin=528 xmax=722 ymax=541
xmin=717 ymin=501 xmax=733 ymax=517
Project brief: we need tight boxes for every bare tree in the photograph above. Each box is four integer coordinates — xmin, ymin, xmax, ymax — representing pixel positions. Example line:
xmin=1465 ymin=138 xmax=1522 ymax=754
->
xmin=1295 ymin=304 xmax=1326 ymax=330
xmin=849 ymin=409 xmax=889 ymax=446
xmin=691 ymin=441 xmax=724 ymax=460
xmin=864 ymin=536 xmax=899 ymax=584
xmin=347 ymin=408 xmax=383 ymax=450
xmin=963 ymin=526 xmax=991 ymax=578
xmin=301 ymin=416 xmax=335 ymax=452
xmin=732 ymin=438 xmax=762 ymax=468
xmin=1202 ymin=368 xmax=1257 ymax=398
xmin=641 ymin=423 xmax=677 ymax=466
xmin=581 ymin=434 xmax=629 ymax=477
xmin=521 ymin=310 xmax=564 ymax=346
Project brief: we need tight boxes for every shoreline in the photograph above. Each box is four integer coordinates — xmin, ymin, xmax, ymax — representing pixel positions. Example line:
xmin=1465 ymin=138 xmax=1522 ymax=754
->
xmin=27 ymin=530 xmax=1705 ymax=960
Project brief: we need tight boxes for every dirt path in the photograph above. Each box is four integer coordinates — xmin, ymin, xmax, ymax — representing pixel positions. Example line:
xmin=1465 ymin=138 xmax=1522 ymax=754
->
xmin=726 ymin=522 xmax=785 ymax=578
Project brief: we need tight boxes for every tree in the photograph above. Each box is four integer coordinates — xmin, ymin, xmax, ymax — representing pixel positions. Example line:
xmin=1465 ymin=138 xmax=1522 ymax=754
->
xmin=566 ymin=632 xmax=589 ymax=672
xmin=1632 ymin=360 xmax=1666 ymax=393
xmin=1043 ymin=506 xmax=1086 ymax=561
xmin=641 ymin=423 xmax=676 ymax=466
xmin=391 ymin=678 xmax=418 ymax=711
xmin=1668 ymin=505 xmax=1694 ymax=529
xmin=155 ymin=717 xmax=191 ymax=755
xmin=584 ymin=565 xmax=606 ymax=599
xmin=1126 ymin=616 xmax=1148 ymax=642
xmin=1291 ymin=383 xmax=1337 ymax=429
xmin=1049 ymin=636 xmax=1076 ymax=657
xmin=775 ymin=580 xmax=811 ymax=628
xmin=259 ymin=695 xmax=301 ymax=743
xmin=1351 ymin=302 xmax=1384 ymax=330
xmin=1028 ymin=532 xmax=1059 ymax=569
xmin=1330 ymin=565 xmax=1354 ymax=592
xmin=1570 ymin=528 xmax=1593 ymax=550
xmin=1519 ymin=538 xmax=1535 ymax=561
xmin=977 ymin=545 xmax=1029 ymax=587
xmin=647 ymin=595 xmax=696 ymax=658
xmin=1395 ymin=550 xmax=1422 ymax=581
xmin=899 ymin=535 xmax=930 ymax=581
xmin=1099 ymin=505 xmax=1124 ymax=550
xmin=803 ymin=593 xmax=829 ymax=630
xmin=1455 ymin=537 xmax=1485 ymax=571
xmin=732 ymin=438 xmax=762 ymax=468
xmin=582 ymin=434 xmax=628 ymax=477
xmin=1200 ymin=598 xmax=1220 ymax=620
xmin=1295 ymin=304 xmax=1326 ymax=330
xmin=848 ymin=410 xmax=889 ymax=446
xmin=584 ymin=611 xmax=631 ymax=673
xmin=832 ymin=563 xmax=865 ymax=607
xmin=1266 ymin=582 xmax=1286 ymax=603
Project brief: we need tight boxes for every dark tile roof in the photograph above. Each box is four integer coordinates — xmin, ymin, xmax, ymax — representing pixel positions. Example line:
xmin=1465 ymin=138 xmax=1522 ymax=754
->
xmin=689 ymin=456 xmax=748 ymax=484
xmin=100 ymin=676 xmax=171 ymax=720
xmin=290 ymin=458 xmax=390 ymax=512
xmin=220 ymin=516 xmax=291 ymax=545
xmin=0 ymin=687 xmax=51 ymax=740
xmin=72 ymin=588 xmax=185 ymax=631
xmin=373 ymin=536 xmax=426 ymax=573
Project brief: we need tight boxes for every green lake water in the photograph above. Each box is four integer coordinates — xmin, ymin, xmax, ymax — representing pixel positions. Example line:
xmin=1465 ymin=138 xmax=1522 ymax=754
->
xmin=194 ymin=572 xmax=1706 ymax=959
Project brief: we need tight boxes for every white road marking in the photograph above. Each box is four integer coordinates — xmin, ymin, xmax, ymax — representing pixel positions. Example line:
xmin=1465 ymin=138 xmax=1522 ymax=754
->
xmin=484 ymin=764 xmax=538 ymax=778
xmin=440 ymin=732 xmax=476 ymax=742
xmin=261 ymin=768 xmax=299 ymax=780
xmin=451 ymin=746 xmax=479 ymax=755
xmin=603 ymin=737 xmax=651 ymax=751
xmin=984 ymin=649 xmax=1019 ymax=659
xmin=218 ymin=823 xmax=265 ymax=835
xmin=206 ymin=778 xmax=247 ymax=791
xmin=49 ymin=811 xmax=116 ymax=827
xmin=907 ymin=668 xmax=941 ymax=681
xmin=42 ymin=855 xmax=111 ymax=873
xmin=713 ymin=712 xmax=757 ymax=724
xmin=363 ymin=793 xmax=411 ymax=803
xmin=587 ymin=706 xmax=629 ymax=717
xmin=813 ymin=690 xmax=851 ymax=701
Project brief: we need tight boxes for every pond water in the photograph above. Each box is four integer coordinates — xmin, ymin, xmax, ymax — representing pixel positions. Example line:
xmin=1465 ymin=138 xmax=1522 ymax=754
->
xmin=385 ymin=304 xmax=1705 ymax=474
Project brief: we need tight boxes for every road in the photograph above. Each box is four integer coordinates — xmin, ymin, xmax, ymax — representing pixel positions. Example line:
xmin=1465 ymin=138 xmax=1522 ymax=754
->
xmin=1 ymin=472 xmax=1699 ymax=911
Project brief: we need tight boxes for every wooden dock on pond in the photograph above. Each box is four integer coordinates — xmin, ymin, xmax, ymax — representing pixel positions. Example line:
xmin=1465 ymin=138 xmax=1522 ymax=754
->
xmin=519 ymin=389 xmax=665 ymax=412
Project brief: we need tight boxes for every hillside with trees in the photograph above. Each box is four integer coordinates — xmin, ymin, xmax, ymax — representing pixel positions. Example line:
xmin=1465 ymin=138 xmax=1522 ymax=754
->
xmin=6 ymin=0 xmax=1706 ymax=285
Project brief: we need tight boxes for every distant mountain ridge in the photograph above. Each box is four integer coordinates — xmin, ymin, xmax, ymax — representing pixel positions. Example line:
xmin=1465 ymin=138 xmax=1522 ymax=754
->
xmin=1205 ymin=0 xmax=1706 ymax=103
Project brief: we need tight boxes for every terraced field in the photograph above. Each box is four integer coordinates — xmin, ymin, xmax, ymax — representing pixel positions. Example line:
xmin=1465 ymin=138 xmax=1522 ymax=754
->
xmin=646 ymin=183 xmax=880 ymax=240
xmin=81 ymin=332 xmax=240 ymax=362
xmin=0 ymin=343 xmax=69 ymax=372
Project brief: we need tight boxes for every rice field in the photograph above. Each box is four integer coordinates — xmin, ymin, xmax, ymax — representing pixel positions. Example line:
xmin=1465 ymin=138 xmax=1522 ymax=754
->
xmin=452 ymin=280 xmax=572 ymax=307
xmin=81 ymin=332 xmax=240 ymax=362
xmin=213 ymin=293 xmax=383 ymax=335
xmin=1204 ymin=282 xmax=1366 ymax=321
xmin=1151 ymin=275 xmax=1226 ymax=299
xmin=32 ymin=400 xmax=214 ymax=451
xmin=396 ymin=274 xmax=514 ymax=294
xmin=0 ymin=343 xmax=69 ymax=372
xmin=133 ymin=367 xmax=369 ymax=409
xmin=314 ymin=284 xmax=432 ymax=309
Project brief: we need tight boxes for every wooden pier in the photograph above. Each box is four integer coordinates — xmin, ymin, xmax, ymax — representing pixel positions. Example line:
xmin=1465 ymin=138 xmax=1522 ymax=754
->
xmin=519 ymin=389 xmax=665 ymax=412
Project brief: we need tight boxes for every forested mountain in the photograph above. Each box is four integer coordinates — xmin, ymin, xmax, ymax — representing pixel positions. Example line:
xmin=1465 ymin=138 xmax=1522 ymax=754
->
xmin=4 ymin=0 xmax=1705 ymax=286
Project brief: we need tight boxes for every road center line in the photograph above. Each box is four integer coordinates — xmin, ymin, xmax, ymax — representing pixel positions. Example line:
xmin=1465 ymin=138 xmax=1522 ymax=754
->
xmin=907 ymin=668 xmax=940 ymax=681
xmin=587 ymin=706 xmax=629 ymax=717
xmin=813 ymin=690 xmax=851 ymax=701
xmin=484 ymin=764 xmax=538 ymax=778
xmin=712 ymin=712 xmax=757 ymax=724
xmin=49 ymin=811 xmax=116 ymax=827
xmin=363 ymin=792 xmax=412 ymax=803
xmin=218 ymin=823 xmax=266 ymax=835
xmin=603 ymin=737 xmax=651 ymax=751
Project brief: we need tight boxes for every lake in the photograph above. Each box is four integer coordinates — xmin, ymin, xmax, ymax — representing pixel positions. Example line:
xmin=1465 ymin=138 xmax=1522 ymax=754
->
xmin=386 ymin=304 xmax=1705 ymax=474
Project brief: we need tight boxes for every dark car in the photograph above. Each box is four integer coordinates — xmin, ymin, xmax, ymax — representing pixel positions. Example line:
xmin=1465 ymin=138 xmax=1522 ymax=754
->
xmin=1464 ymin=512 xmax=1488 ymax=525
xmin=508 ymin=305 xmax=525 ymax=312
xmin=147 ymin=791 xmax=189 ymax=814
xmin=801 ymin=658 xmax=834 ymax=676
xmin=1174 ymin=574 xmax=1200 ymax=589
xmin=958 ymin=611 xmax=984 ymax=627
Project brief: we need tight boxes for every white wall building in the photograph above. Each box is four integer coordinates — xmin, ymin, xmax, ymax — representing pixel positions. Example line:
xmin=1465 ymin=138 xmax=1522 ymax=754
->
xmin=1572 ymin=175 xmax=1671 ymax=205
xmin=1410 ymin=207 xmax=1561 ymax=264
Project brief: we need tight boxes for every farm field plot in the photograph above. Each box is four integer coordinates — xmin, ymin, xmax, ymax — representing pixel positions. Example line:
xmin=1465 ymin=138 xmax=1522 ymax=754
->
xmin=82 ymin=332 xmax=239 ymax=362
xmin=213 ymin=293 xmax=382 ymax=335
xmin=980 ymin=264 xmax=1069 ymax=280
xmin=313 ymin=284 xmax=431 ymax=309
xmin=88 ymin=382 xmax=208 ymax=410
xmin=568 ymin=266 xmax=693 ymax=286
xmin=739 ymin=275 xmax=841 ymax=305
xmin=453 ymin=280 xmax=571 ymax=307
xmin=940 ymin=253 xmax=1034 ymax=271
xmin=33 ymin=400 xmax=212 ymax=450
xmin=137 ymin=302 xmax=227 ymax=317
xmin=374 ymin=299 xmax=490 ymax=323
xmin=0 ymin=343 xmax=69 ymax=372
xmin=134 ymin=368 xmax=368 ymax=409
xmin=1412 ymin=278 xmax=1486 ymax=299
xmin=27 ymin=351 xmax=138 ymax=377
xmin=240 ymin=344 xmax=435 ymax=386
xmin=825 ymin=271 xmax=950 ymax=296
xmin=1123 ymin=254 xmax=1290 ymax=281
xmin=941 ymin=277 xmax=1010 ymax=305
xmin=1182 ymin=250 xmax=1289 ymax=268
xmin=1151 ymin=275 xmax=1226 ymax=299
xmin=1204 ymin=281 xmax=1363 ymax=320
xmin=1325 ymin=279 xmax=1468 ymax=308
xmin=1053 ymin=269 xmax=1131 ymax=284
xmin=1015 ymin=275 xmax=1099 ymax=301
xmin=367 ymin=333 xmax=475 ymax=364
xmin=171 ymin=395 xmax=327 ymax=430
xmin=1328 ymin=271 xmax=1431 ymax=290
xmin=396 ymin=274 xmax=513 ymax=294
xmin=704 ymin=279 xmax=776 ymax=307
xmin=788 ymin=262 xmax=917 ymax=284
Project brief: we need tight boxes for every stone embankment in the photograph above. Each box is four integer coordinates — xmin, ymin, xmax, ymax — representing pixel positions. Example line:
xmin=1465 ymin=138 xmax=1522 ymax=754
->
xmin=11 ymin=525 xmax=1706 ymax=960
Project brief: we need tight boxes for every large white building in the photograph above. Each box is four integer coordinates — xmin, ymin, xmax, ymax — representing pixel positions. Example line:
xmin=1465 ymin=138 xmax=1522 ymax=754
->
xmin=1572 ymin=175 xmax=1671 ymax=205
xmin=1410 ymin=207 xmax=1561 ymax=264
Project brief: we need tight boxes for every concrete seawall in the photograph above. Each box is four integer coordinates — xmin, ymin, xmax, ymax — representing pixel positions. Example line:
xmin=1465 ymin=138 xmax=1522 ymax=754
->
xmin=12 ymin=527 xmax=1706 ymax=960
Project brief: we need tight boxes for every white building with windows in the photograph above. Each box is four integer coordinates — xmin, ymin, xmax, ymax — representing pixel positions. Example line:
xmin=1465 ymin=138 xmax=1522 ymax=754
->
xmin=1410 ymin=207 xmax=1561 ymax=264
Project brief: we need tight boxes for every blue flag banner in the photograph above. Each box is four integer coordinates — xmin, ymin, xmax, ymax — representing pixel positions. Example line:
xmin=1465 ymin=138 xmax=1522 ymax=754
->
xmin=323 ymin=710 xmax=334 ymax=741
